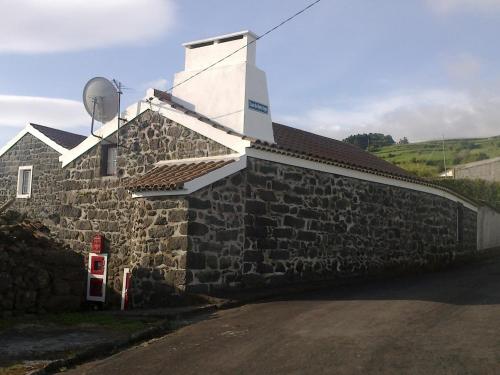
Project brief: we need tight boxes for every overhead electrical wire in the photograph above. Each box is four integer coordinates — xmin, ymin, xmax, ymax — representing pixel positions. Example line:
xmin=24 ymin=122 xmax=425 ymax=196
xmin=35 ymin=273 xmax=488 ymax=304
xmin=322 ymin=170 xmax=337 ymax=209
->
xmin=165 ymin=0 xmax=322 ymax=93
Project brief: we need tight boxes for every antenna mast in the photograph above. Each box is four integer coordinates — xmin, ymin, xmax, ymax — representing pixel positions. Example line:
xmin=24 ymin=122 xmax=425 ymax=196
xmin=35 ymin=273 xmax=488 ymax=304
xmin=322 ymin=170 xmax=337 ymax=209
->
xmin=112 ymin=79 xmax=123 ymax=150
xmin=442 ymin=135 xmax=447 ymax=176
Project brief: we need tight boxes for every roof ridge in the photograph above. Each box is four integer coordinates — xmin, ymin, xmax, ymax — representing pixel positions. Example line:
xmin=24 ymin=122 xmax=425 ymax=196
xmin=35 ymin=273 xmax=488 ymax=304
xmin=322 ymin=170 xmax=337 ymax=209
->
xmin=271 ymin=122 xmax=373 ymax=152
xmin=266 ymin=122 xmax=418 ymax=181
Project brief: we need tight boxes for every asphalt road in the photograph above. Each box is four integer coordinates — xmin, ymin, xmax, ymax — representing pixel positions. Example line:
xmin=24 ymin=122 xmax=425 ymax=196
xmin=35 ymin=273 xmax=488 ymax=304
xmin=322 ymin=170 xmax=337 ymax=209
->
xmin=68 ymin=256 xmax=500 ymax=375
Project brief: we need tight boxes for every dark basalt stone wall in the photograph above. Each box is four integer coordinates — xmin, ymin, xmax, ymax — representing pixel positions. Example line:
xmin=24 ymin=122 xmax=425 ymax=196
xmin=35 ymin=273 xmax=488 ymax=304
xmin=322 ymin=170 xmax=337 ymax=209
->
xmin=184 ymin=173 xmax=246 ymax=294
xmin=185 ymin=157 xmax=477 ymax=292
xmin=57 ymin=110 xmax=234 ymax=307
xmin=0 ymin=213 xmax=85 ymax=317
xmin=0 ymin=112 xmax=479 ymax=307
xmin=0 ymin=134 xmax=63 ymax=230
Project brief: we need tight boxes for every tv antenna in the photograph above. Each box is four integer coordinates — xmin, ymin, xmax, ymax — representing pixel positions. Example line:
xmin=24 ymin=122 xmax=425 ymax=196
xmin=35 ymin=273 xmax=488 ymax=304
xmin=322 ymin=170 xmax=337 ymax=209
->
xmin=82 ymin=77 xmax=124 ymax=146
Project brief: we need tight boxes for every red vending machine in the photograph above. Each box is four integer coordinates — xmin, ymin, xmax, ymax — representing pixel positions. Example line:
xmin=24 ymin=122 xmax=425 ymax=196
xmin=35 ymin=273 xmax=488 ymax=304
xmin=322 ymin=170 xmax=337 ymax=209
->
xmin=87 ymin=235 xmax=108 ymax=302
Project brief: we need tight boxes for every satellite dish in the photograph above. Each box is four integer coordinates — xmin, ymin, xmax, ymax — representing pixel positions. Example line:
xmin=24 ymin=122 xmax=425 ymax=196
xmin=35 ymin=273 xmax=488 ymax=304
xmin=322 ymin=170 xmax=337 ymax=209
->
xmin=83 ymin=77 xmax=119 ymax=123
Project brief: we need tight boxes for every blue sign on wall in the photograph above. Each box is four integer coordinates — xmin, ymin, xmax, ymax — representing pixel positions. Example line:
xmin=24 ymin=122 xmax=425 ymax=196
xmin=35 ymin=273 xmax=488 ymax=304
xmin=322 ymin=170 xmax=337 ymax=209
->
xmin=248 ymin=100 xmax=269 ymax=114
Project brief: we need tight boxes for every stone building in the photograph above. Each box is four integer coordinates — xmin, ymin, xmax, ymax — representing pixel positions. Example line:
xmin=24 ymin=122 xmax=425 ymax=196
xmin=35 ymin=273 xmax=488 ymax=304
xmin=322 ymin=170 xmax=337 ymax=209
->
xmin=0 ymin=31 xmax=493 ymax=307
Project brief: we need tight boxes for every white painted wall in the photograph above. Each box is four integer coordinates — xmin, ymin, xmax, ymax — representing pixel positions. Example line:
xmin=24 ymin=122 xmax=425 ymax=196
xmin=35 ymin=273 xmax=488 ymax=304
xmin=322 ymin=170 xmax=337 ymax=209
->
xmin=183 ymin=30 xmax=257 ymax=70
xmin=477 ymin=206 xmax=500 ymax=250
xmin=172 ymin=30 xmax=274 ymax=143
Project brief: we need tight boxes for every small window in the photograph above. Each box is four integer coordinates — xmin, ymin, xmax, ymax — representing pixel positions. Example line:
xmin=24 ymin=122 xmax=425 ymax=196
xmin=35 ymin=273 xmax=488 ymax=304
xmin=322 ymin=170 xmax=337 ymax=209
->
xmin=101 ymin=145 xmax=117 ymax=176
xmin=17 ymin=166 xmax=33 ymax=198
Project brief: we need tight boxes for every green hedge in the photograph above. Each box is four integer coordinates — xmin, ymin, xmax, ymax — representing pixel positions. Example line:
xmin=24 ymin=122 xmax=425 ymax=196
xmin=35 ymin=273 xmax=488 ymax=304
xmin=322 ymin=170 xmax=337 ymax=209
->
xmin=431 ymin=178 xmax=500 ymax=210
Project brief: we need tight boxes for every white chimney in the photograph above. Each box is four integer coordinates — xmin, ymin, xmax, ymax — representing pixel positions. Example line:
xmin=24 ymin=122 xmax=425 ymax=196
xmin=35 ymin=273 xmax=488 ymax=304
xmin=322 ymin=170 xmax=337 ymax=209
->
xmin=172 ymin=30 xmax=274 ymax=143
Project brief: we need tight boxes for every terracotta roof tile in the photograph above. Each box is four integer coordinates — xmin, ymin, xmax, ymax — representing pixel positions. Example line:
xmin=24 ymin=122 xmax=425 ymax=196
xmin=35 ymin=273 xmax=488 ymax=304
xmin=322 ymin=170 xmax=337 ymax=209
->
xmin=30 ymin=123 xmax=86 ymax=150
xmin=149 ymin=89 xmax=476 ymax=203
xmin=154 ymin=89 xmax=414 ymax=180
xmin=252 ymin=123 xmax=417 ymax=180
xmin=126 ymin=159 xmax=234 ymax=191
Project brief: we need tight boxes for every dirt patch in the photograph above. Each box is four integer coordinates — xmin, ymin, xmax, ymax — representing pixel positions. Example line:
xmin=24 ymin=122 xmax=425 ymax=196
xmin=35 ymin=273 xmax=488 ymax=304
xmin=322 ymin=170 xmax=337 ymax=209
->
xmin=0 ymin=312 xmax=162 ymax=370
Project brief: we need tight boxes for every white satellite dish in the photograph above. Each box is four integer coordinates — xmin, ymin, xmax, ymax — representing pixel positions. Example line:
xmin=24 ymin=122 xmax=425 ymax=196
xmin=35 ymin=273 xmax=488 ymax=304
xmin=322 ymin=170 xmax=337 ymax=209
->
xmin=83 ymin=77 xmax=119 ymax=124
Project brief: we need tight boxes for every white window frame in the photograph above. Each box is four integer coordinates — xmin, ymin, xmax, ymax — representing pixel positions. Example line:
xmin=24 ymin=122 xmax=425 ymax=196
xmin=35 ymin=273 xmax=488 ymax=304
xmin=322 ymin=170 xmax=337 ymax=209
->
xmin=106 ymin=145 xmax=118 ymax=176
xmin=16 ymin=165 xmax=33 ymax=199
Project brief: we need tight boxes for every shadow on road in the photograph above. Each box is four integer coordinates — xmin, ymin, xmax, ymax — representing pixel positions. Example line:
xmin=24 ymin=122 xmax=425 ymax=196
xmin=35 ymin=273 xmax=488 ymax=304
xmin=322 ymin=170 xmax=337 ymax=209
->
xmin=245 ymin=255 xmax=500 ymax=307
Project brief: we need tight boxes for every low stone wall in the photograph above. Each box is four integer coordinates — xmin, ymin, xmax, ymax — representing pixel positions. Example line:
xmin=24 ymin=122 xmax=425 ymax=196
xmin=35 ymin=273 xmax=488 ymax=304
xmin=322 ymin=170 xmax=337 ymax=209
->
xmin=0 ymin=213 xmax=85 ymax=317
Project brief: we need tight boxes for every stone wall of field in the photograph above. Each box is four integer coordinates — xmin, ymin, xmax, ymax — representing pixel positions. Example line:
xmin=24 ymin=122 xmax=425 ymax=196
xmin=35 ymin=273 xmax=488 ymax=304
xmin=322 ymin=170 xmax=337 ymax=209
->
xmin=185 ymin=157 xmax=477 ymax=292
xmin=0 ymin=213 xmax=85 ymax=317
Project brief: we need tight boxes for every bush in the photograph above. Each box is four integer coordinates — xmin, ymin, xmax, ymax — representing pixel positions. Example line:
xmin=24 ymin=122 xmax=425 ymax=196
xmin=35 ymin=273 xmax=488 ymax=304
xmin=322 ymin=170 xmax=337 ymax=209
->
xmin=432 ymin=178 xmax=500 ymax=210
xmin=459 ymin=140 xmax=480 ymax=150
xmin=343 ymin=133 xmax=395 ymax=150
xmin=425 ymin=159 xmax=441 ymax=166
xmin=474 ymin=152 xmax=490 ymax=162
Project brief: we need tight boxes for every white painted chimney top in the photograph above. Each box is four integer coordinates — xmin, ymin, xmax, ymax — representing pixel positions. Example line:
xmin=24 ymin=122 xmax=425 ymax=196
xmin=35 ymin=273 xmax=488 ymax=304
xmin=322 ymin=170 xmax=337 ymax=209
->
xmin=172 ymin=30 xmax=274 ymax=143
xmin=182 ymin=30 xmax=258 ymax=48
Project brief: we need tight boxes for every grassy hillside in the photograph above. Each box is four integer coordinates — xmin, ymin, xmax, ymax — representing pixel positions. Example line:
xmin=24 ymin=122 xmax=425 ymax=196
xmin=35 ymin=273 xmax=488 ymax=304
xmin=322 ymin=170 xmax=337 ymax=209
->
xmin=373 ymin=136 xmax=500 ymax=177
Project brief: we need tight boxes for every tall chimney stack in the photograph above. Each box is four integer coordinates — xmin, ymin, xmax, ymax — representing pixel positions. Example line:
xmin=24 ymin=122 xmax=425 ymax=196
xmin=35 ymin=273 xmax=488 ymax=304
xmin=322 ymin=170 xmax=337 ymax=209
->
xmin=172 ymin=30 xmax=274 ymax=143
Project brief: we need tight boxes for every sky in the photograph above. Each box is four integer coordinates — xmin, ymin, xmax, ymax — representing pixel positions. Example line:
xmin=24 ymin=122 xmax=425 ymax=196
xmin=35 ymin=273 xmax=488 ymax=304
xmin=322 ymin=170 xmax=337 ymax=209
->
xmin=1 ymin=0 xmax=500 ymax=147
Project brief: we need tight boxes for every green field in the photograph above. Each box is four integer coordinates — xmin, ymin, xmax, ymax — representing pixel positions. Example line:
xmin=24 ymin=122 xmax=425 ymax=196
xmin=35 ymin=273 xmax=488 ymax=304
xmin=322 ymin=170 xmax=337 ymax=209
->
xmin=373 ymin=136 xmax=500 ymax=177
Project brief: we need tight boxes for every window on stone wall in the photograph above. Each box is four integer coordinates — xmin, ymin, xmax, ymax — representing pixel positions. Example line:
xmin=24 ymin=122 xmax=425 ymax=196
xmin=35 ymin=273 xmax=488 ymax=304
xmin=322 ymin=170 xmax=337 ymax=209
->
xmin=16 ymin=166 xmax=33 ymax=198
xmin=101 ymin=145 xmax=117 ymax=176
xmin=457 ymin=204 xmax=464 ymax=243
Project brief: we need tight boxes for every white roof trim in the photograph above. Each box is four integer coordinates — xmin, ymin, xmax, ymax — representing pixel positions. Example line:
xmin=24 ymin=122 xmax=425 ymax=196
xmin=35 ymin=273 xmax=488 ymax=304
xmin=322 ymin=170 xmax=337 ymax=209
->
xmin=155 ymin=153 xmax=241 ymax=166
xmin=0 ymin=123 xmax=69 ymax=158
xmin=59 ymin=100 xmax=149 ymax=167
xmin=59 ymin=94 xmax=250 ymax=168
xmin=150 ymin=98 xmax=250 ymax=153
xmin=247 ymin=148 xmax=478 ymax=212
xmin=131 ymin=155 xmax=247 ymax=198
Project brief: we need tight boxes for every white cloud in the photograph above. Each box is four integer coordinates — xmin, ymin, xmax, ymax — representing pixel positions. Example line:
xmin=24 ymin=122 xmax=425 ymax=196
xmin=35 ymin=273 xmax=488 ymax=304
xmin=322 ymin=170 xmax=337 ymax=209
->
xmin=141 ymin=78 xmax=169 ymax=91
xmin=427 ymin=0 xmax=500 ymax=13
xmin=0 ymin=0 xmax=176 ymax=53
xmin=277 ymin=89 xmax=500 ymax=143
xmin=0 ymin=95 xmax=88 ymax=130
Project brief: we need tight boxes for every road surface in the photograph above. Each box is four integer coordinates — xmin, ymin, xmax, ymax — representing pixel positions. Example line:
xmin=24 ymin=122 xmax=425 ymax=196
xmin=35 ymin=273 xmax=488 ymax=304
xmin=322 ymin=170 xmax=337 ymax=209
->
xmin=68 ymin=256 xmax=500 ymax=374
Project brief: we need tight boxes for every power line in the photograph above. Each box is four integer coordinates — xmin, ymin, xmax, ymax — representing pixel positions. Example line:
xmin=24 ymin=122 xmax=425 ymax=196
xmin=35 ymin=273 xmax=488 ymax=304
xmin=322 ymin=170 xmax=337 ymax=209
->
xmin=166 ymin=0 xmax=322 ymax=93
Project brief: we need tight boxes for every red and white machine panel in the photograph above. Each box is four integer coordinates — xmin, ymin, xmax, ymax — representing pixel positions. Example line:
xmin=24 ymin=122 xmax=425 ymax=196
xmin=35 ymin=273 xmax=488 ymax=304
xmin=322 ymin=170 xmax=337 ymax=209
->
xmin=87 ymin=252 xmax=108 ymax=302
xmin=92 ymin=234 xmax=104 ymax=254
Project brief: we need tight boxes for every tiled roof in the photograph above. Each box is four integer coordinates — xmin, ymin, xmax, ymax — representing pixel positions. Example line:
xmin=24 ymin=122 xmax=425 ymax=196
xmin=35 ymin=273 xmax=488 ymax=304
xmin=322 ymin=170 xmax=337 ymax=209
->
xmin=151 ymin=88 xmax=478 ymax=204
xmin=251 ymin=123 xmax=417 ymax=180
xmin=155 ymin=89 xmax=415 ymax=180
xmin=126 ymin=159 xmax=234 ymax=191
xmin=30 ymin=123 xmax=86 ymax=150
